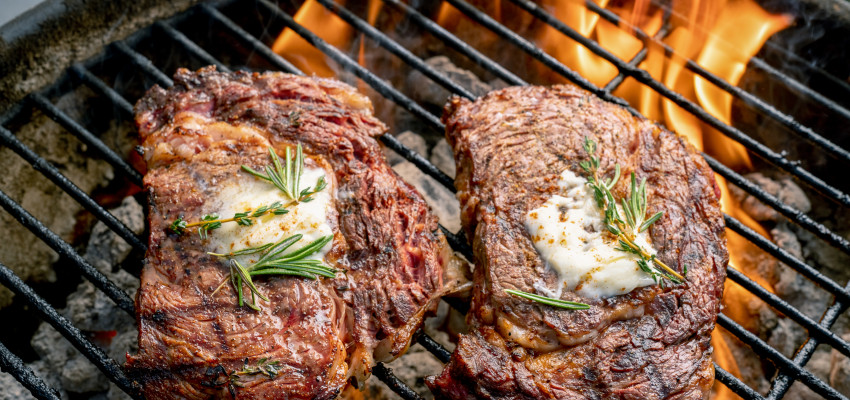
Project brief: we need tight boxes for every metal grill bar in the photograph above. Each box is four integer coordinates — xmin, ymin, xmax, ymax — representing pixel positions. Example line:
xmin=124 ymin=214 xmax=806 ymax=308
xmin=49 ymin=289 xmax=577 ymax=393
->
xmin=0 ymin=340 xmax=61 ymax=400
xmin=373 ymin=363 xmax=424 ymax=400
xmin=113 ymin=41 xmax=173 ymax=87
xmin=254 ymin=0 xmax=461 ymax=192
xmin=2 ymin=1 xmax=848 ymax=399
xmin=28 ymin=93 xmax=143 ymax=186
xmin=377 ymin=0 xmax=850 ymax=272
xmin=705 ymin=153 xmax=850 ymax=255
xmin=71 ymin=65 xmax=135 ymax=117
xmin=726 ymin=266 xmax=850 ymax=358
xmin=89 ymin=16 xmax=458 ymax=397
xmin=415 ymin=329 xmax=452 ymax=363
xmin=748 ymin=57 xmax=850 ymax=124
xmin=381 ymin=0 xmax=527 ymax=87
xmin=199 ymin=4 xmax=304 ymax=76
xmin=69 ymin=64 xmax=135 ymax=118
xmin=575 ymin=0 xmax=850 ymax=165
xmin=154 ymin=21 xmax=231 ymax=73
xmin=715 ymin=365 xmax=767 ymax=400
xmin=0 ymin=261 xmax=141 ymax=399
xmin=0 ymin=126 xmax=145 ymax=252
xmin=716 ymin=313 xmax=847 ymax=400
xmin=259 ymin=4 xmax=850 ymax=398
xmin=258 ymin=0 xmax=444 ymax=132
xmin=444 ymin=0 xmax=639 ymax=114
xmin=0 ymin=189 xmax=135 ymax=314
xmin=724 ymin=215 xmax=850 ymax=302
xmin=768 ymin=295 xmax=850 ymax=399
xmin=602 ymin=46 xmax=649 ymax=93
xmin=314 ymin=0 xmax=476 ymax=101
xmin=459 ymin=0 xmax=850 ymax=210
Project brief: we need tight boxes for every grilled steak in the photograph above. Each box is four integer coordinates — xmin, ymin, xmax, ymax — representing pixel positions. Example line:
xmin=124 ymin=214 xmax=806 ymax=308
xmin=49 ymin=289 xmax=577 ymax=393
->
xmin=428 ymin=85 xmax=728 ymax=399
xmin=129 ymin=66 xmax=461 ymax=399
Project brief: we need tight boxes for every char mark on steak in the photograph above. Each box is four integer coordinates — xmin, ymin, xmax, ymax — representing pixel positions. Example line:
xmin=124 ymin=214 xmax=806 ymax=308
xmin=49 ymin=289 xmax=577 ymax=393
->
xmin=428 ymin=85 xmax=727 ymax=400
xmin=128 ymin=66 xmax=461 ymax=399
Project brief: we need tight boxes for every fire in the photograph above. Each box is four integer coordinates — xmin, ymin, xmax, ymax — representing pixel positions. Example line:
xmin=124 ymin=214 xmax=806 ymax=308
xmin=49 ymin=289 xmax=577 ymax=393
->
xmin=273 ymin=0 xmax=792 ymax=396
xmin=271 ymin=0 xmax=354 ymax=77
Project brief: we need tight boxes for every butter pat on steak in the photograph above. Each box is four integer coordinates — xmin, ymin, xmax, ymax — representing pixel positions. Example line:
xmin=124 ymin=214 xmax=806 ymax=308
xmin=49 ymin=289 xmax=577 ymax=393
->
xmin=428 ymin=85 xmax=728 ymax=399
xmin=129 ymin=66 xmax=462 ymax=399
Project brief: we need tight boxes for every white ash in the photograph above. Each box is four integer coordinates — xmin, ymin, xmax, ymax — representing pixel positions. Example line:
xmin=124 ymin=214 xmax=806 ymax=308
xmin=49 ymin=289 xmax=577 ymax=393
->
xmin=0 ymin=86 xmax=119 ymax=307
xmin=354 ymin=331 xmax=453 ymax=400
xmin=406 ymin=56 xmax=493 ymax=107
xmin=384 ymin=130 xmax=429 ymax=166
xmin=429 ymin=138 xmax=456 ymax=179
xmin=0 ymin=198 xmax=142 ymax=400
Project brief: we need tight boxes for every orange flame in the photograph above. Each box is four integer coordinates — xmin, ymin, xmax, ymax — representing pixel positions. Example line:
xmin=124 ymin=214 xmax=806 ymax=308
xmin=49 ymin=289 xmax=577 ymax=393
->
xmin=271 ymin=0 xmax=354 ymax=77
xmin=272 ymin=1 xmax=792 ymax=396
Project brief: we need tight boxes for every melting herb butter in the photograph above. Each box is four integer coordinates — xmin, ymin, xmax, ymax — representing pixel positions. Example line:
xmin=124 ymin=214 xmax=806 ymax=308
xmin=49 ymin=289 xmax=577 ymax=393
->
xmin=525 ymin=169 xmax=657 ymax=298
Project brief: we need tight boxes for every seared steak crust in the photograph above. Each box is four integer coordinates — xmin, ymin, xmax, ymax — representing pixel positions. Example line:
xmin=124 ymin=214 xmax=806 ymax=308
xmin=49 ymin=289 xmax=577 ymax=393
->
xmin=428 ymin=85 xmax=727 ymax=399
xmin=130 ymin=67 xmax=456 ymax=399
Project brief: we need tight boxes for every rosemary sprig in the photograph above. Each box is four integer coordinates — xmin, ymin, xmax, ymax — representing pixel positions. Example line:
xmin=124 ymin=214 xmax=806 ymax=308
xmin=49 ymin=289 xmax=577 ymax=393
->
xmin=210 ymin=234 xmax=335 ymax=310
xmin=580 ymin=137 xmax=685 ymax=286
xmin=506 ymin=289 xmax=590 ymax=310
xmin=241 ymin=144 xmax=327 ymax=204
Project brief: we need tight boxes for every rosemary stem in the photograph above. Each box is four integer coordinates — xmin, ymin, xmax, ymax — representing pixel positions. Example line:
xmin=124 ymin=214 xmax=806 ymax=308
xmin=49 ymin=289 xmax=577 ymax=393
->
xmin=211 ymin=276 xmax=229 ymax=296
xmin=185 ymin=216 xmax=239 ymax=228
xmin=618 ymin=233 xmax=684 ymax=281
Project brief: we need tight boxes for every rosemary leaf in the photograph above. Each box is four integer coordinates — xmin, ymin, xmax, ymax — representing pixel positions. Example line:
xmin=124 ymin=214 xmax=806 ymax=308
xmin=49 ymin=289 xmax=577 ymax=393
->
xmin=505 ymin=289 xmax=590 ymax=310
xmin=211 ymin=234 xmax=336 ymax=310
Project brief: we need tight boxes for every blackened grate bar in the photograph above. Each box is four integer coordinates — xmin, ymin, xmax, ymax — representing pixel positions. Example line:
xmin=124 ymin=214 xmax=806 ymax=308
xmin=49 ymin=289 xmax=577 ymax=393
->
xmin=574 ymin=0 xmax=850 ymax=165
xmin=314 ymin=0 xmax=476 ymax=101
xmin=0 ymin=126 xmax=145 ymax=252
xmin=705 ymin=153 xmax=850 ymax=255
xmin=0 ymin=189 xmax=134 ymax=314
xmin=1 ymin=0 xmax=849 ymax=399
xmin=0 ymin=261 xmax=140 ymax=399
xmin=199 ymin=4 xmax=304 ymax=76
xmin=382 ymin=0 xmax=528 ymax=87
xmin=28 ymin=93 xmax=144 ymax=185
xmin=0 ymin=340 xmax=61 ymax=400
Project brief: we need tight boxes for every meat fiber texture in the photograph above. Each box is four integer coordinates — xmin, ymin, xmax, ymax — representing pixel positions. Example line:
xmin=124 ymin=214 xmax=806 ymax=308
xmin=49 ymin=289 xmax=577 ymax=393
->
xmin=428 ymin=85 xmax=728 ymax=400
xmin=129 ymin=66 xmax=461 ymax=399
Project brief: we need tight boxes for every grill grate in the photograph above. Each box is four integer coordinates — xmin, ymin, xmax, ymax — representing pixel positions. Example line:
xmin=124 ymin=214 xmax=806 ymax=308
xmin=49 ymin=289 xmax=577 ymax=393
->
xmin=0 ymin=0 xmax=849 ymax=399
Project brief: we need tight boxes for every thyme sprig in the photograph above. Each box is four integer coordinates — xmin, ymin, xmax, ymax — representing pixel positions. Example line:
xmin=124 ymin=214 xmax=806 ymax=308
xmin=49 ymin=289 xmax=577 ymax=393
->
xmin=170 ymin=202 xmax=290 ymax=239
xmin=168 ymin=143 xmax=327 ymax=238
xmin=580 ymin=137 xmax=685 ymax=286
xmin=210 ymin=234 xmax=335 ymax=310
xmin=241 ymin=144 xmax=327 ymax=204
